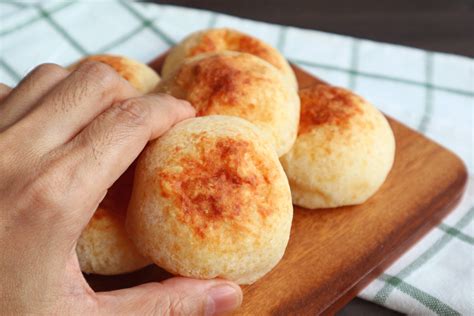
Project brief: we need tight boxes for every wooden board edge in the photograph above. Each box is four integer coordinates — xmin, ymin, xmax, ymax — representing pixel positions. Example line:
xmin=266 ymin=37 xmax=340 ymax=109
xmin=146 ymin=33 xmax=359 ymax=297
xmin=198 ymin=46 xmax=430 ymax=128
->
xmin=321 ymin=163 xmax=468 ymax=315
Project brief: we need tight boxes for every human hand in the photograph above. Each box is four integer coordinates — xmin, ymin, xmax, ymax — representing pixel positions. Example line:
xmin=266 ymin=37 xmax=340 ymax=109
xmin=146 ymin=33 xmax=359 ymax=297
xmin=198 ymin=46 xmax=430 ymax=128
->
xmin=0 ymin=62 xmax=242 ymax=315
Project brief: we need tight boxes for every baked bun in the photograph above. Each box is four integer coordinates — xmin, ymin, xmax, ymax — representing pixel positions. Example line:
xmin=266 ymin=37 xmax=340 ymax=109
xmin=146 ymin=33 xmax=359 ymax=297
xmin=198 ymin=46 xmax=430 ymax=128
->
xmin=69 ymin=54 xmax=160 ymax=93
xmin=280 ymin=85 xmax=395 ymax=209
xmin=155 ymin=51 xmax=300 ymax=157
xmin=77 ymin=166 xmax=150 ymax=275
xmin=126 ymin=116 xmax=293 ymax=284
xmin=161 ymin=28 xmax=297 ymax=88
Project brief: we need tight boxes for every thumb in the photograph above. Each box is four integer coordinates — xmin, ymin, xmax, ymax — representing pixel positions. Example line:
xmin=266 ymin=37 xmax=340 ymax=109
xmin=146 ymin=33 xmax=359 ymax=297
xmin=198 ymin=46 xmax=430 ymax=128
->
xmin=96 ymin=277 xmax=243 ymax=315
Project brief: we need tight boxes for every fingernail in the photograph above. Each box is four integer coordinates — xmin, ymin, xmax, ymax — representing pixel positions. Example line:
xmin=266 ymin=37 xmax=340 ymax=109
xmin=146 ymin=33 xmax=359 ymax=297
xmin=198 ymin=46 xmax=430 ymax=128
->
xmin=205 ymin=284 xmax=242 ymax=316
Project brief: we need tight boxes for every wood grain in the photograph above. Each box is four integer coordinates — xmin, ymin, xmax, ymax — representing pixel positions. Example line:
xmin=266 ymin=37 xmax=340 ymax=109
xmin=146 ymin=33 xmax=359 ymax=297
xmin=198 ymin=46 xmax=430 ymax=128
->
xmin=85 ymin=55 xmax=468 ymax=315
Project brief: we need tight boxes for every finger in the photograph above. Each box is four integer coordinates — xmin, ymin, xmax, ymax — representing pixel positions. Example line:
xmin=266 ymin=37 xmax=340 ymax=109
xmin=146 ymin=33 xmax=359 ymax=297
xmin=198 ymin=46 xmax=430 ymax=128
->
xmin=13 ymin=61 xmax=139 ymax=150
xmin=0 ymin=64 xmax=68 ymax=130
xmin=0 ymin=83 xmax=12 ymax=102
xmin=97 ymin=278 xmax=242 ymax=316
xmin=56 ymin=94 xmax=194 ymax=226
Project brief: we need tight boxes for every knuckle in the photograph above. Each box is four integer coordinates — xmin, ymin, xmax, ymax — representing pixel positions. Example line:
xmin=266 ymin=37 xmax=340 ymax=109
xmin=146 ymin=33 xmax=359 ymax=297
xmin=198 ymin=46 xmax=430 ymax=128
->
xmin=20 ymin=156 xmax=90 ymax=227
xmin=132 ymin=283 xmax=191 ymax=316
xmin=26 ymin=168 xmax=63 ymax=211
xmin=157 ymin=93 xmax=187 ymax=107
xmin=25 ymin=157 xmax=77 ymax=212
xmin=114 ymin=98 xmax=150 ymax=127
xmin=78 ymin=61 xmax=120 ymax=89
xmin=153 ymin=283 xmax=206 ymax=316
xmin=155 ymin=93 xmax=193 ymax=112
xmin=24 ymin=176 xmax=64 ymax=225
xmin=169 ymin=298 xmax=187 ymax=315
xmin=155 ymin=92 xmax=175 ymax=102
xmin=32 ymin=63 xmax=67 ymax=79
xmin=160 ymin=291 xmax=184 ymax=316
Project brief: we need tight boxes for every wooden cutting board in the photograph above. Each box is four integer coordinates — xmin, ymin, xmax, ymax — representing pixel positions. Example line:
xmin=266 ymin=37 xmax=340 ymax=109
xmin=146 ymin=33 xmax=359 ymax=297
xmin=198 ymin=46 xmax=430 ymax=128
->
xmin=85 ymin=54 xmax=468 ymax=315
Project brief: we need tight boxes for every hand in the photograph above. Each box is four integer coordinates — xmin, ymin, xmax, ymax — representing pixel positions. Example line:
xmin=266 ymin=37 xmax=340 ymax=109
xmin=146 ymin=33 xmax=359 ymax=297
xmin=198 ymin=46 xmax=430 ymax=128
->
xmin=0 ymin=62 xmax=242 ymax=315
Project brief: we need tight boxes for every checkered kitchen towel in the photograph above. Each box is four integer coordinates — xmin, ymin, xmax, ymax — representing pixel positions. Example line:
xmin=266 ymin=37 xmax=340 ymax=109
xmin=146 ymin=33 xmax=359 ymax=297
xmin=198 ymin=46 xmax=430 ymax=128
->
xmin=1 ymin=1 xmax=472 ymax=315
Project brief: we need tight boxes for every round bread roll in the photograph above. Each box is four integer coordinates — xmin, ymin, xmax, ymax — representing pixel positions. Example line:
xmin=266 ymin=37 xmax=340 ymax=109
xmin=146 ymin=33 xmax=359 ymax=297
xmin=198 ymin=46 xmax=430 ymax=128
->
xmin=155 ymin=51 xmax=300 ymax=157
xmin=162 ymin=28 xmax=297 ymax=88
xmin=280 ymin=85 xmax=395 ymax=209
xmin=77 ymin=166 xmax=150 ymax=275
xmin=69 ymin=54 xmax=160 ymax=93
xmin=126 ymin=115 xmax=293 ymax=284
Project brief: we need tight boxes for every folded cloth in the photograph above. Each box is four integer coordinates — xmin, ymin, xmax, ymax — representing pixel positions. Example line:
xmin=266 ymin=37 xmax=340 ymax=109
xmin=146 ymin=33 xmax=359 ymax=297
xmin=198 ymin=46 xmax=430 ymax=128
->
xmin=0 ymin=1 xmax=472 ymax=314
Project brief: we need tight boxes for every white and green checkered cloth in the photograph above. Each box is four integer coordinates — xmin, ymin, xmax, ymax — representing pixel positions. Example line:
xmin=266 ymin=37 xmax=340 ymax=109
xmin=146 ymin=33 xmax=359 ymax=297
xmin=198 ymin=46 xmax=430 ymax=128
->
xmin=1 ymin=1 xmax=473 ymax=315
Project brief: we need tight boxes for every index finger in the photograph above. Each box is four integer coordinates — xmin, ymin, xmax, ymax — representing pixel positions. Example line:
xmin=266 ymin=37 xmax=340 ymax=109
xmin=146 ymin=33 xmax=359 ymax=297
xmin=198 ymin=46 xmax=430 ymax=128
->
xmin=55 ymin=94 xmax=195 ymax=226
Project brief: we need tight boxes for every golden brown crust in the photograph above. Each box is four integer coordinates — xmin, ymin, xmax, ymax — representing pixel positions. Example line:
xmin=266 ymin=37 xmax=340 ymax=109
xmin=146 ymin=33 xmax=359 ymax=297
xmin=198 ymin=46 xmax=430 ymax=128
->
xmin=162 ymin=28 xmax=297 ymax=88
xmin=158 ymin=135 xmax=274 ymax=239
xmin=126 ymin=116 xmax=293 ymax=284
xmin=280 ymin=85 xmax=395 ymax=209
xmin=157 ymin=52 xmax=300 ymax=157
xmin=188 ymin=29 xmax=284 ymax=76
xmin=173 ymin=54 xmax=269 ymax=117
xmin=298 ymin=85 xmax=364 ymax=135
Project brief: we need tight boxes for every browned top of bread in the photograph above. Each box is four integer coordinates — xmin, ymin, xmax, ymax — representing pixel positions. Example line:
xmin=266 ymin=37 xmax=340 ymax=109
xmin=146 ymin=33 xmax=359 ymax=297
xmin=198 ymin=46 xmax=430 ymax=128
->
xmin=161 ymin=28 xmax=297 ymax=89
xmin=157 ymin=132 xmax=275 ymax=240
xmin=280 ymin=85 xmax=395 ymax=209
xmin=157 ymin=51 xmax=300 ymax=157
xmin=298 ymin=85 xmax=365 ymax=135
xmin=126 ymin=116 xmax=293 ymax=284
xmin=170 ymin=53 xmax=272 ymax=118
xmin=187 ymin=29 xmax=285 ymax=75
